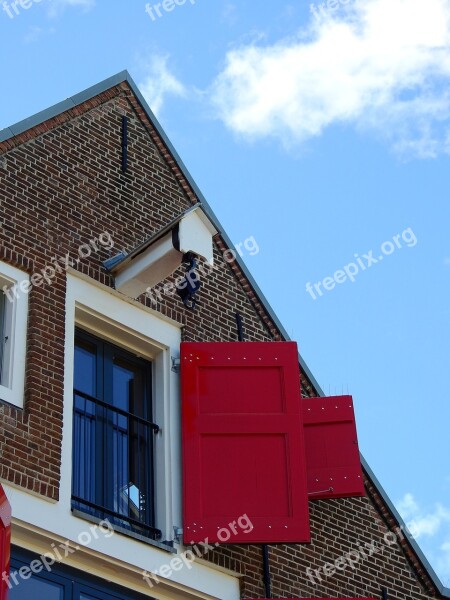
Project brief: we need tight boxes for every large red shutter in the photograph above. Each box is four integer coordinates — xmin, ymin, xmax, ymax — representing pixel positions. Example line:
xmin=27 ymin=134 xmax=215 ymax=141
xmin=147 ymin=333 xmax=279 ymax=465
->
xmin=303 ymin=395 xmax=365 ymax=500
xmin=181 ymin=342 xmax=310 ymax=544
xmin=0 ymin=485 xmax=11 ymax=600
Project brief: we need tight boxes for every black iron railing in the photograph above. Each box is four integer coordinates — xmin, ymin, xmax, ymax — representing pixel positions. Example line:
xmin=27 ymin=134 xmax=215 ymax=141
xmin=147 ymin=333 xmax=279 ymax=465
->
xmin=72 ymin=390 xmax=161 ymax=540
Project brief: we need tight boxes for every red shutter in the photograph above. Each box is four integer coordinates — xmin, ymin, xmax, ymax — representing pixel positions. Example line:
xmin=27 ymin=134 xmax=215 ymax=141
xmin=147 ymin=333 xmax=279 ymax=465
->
xmin=303 ymin=395 xmax=365 ymax=500
xmin=181 ymin=342 xmax=310 ymax=544
xmin=0 ymin=485 xmax=11 ymax=600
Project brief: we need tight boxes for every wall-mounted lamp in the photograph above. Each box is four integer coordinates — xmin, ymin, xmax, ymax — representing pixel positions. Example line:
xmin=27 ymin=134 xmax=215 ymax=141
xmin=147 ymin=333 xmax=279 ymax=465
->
xmin=176 ymin=253 xmax=201 ymax=310
xmin=104 ymin=205 xmax=217 ymax=300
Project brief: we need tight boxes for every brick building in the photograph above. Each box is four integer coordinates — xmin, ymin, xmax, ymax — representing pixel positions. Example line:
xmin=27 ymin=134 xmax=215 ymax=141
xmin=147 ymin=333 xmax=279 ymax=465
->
xmin=0 ymin=71 xmax=448 ymax=600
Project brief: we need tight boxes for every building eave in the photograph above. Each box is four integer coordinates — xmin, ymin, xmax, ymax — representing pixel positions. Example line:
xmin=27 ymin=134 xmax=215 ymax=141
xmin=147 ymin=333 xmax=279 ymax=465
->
xmin=0 ymin=71 xmax=129 ymax=143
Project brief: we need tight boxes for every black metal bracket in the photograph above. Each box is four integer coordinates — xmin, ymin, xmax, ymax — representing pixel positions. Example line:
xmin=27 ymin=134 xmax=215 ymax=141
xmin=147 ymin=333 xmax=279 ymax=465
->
xmin=121 ymin=115 xmax=128 ymax=173
xmin=236 ymin=312 xmax=245 ymax=342
xmin=176 ymin=252 xmax=201 ymax=310
xmin=262 ymin=544 xmax=271 ymax=598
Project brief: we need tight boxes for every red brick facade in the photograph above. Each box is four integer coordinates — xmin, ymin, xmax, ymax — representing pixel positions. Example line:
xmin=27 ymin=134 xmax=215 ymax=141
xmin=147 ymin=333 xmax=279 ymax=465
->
xmin=0 ymin=77 xmax=445 ymax=599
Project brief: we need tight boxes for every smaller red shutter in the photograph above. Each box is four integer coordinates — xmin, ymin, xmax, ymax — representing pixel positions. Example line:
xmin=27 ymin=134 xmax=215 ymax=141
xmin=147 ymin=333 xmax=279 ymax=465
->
xmin=181 ymin=341 xmax=310 ymax=544
xmin=0 ymin=485 xmax=11 ymax=600
xmin=303 ymin=395 xmax=365 ymax=500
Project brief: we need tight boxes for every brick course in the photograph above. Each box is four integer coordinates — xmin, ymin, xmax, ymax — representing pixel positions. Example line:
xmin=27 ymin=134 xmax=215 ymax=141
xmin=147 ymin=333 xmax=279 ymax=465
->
xmin=0 ymin=81 xmax=443 ymax=599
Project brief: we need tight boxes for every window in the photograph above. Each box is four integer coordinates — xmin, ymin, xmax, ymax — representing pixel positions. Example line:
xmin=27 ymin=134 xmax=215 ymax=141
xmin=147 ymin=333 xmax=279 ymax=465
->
xmin=9 ymin=574 xmax=67 ymax=599
xmin=72 ymin=330 xmax=160 ymax=540
xmin=0 ymin=262 xmax=29 ymax=409
xmin=66 ymin=274 xmax=182 ymax=547
xmin=10 ymin=547 xmax=150 ymax=600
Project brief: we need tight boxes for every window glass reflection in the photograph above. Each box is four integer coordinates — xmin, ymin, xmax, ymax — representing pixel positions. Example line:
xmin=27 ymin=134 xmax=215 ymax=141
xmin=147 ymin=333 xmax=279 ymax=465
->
xmin=9 ymin=576 xmax=64 ymax=600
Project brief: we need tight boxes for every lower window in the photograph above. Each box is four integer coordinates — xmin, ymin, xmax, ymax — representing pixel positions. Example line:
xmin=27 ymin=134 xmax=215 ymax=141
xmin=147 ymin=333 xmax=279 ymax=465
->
xmin=72 ymin=329 xmax=160 ymax=540
xmin=9 ymin=547 xmax=151 ymax=600
xmin=9 ymin=573 xmax=67 ymax=600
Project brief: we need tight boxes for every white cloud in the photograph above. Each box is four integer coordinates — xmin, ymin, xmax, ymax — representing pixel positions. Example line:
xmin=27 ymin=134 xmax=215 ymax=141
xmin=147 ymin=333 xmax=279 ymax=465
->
xmin=139 ymin=56 xmax=187 ymax=117
xmin=210 ymin=0 xmax=450 ymax=157
xmin=397 ymin=492 xmax=420 ymax=519
xmin=24 ymin=26 xmax=43 ymax=43
xmin=396 ymin=493 xmax=450 ymax=539
xmin=23 ymin=26 xmax=56 ymax=44
xmin=396 ymin=493 xmax=450 ymax=583
xmin=221 ymin=2 xmax=238 ymax=25
xmin=47 ymin=0 xmax=95 ymax=18
xmin=408 ymin=505 xmax=450 ymax=538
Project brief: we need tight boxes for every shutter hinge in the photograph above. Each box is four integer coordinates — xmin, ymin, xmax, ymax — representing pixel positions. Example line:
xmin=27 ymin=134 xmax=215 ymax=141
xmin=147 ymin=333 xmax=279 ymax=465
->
xmin=171 ymin=357 xmax=181 ymax=373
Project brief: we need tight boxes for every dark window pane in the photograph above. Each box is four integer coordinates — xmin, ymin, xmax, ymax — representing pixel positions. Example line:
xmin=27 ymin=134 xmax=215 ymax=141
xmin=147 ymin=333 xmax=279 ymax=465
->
xmin=112 ymin=359 xmax=132 ymax=412
xmin=73 ymin=393 xmax=97 ymax=505
xmin=0 ymin=290 xmax=5 ymax=384
xmin=112 ymin=356 xmax=146 ymax=417
xmin=9 ymin=576 xmax=65 ymax=600
xmin=73 ymin=332 xmax=156 ymax=539
xmin=74 ymin=340 xmax=97 ymax=397
xmin=73 ymin=339 xmax=100 ymax=515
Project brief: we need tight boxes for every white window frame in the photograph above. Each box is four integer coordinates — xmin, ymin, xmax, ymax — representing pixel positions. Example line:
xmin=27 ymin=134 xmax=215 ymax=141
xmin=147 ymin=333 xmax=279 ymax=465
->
xmin=0 ymin=261 xmax=29 ymax=409
xmin=63 ymin=272 xmax=182 ymax=544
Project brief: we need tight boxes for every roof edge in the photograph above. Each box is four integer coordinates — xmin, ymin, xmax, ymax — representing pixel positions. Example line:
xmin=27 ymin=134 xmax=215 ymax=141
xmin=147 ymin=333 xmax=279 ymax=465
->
xmin=0 ymin=71 xmax=129 ymax=143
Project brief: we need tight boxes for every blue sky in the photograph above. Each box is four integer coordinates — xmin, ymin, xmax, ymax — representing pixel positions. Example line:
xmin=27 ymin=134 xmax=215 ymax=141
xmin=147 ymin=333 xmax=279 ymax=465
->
xmin=1 ymin=0 xmax=450 ymax=586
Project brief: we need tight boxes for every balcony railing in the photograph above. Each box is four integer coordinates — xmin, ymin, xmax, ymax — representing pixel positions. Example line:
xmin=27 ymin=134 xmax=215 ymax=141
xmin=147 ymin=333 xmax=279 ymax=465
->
xmin=72 ymin=390 xmax=161 ymax=540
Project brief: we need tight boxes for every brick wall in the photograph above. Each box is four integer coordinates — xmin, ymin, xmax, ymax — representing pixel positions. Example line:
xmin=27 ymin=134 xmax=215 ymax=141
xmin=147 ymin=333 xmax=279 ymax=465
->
xmin=0 ymin=82 xmax=441 ymax=599
xmin=206 ymin=495 xmax=438 ymax=599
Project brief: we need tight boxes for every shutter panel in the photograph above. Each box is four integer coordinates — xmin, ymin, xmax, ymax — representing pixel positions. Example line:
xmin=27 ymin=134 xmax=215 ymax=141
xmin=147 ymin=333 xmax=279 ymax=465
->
xmin=303 ymin=395 xmax=365 ymax=500
xmin=0 ymin=485 xmax=11 ymax=600
xmin=181 ymin=342 xmax=310 ymax=544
